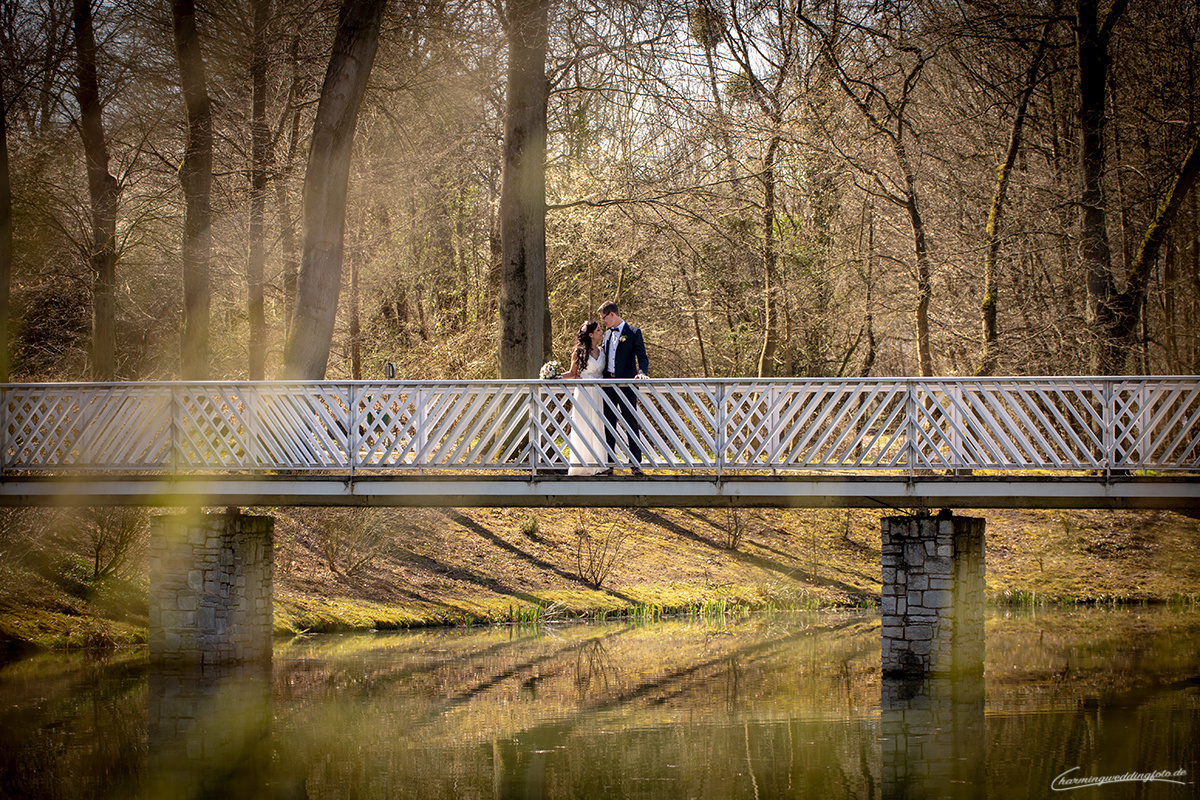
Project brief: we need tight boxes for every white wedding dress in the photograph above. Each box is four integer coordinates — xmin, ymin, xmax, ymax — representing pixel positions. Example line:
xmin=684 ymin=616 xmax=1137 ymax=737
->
xmin=568 ymin=354 xmax=607 ymax=475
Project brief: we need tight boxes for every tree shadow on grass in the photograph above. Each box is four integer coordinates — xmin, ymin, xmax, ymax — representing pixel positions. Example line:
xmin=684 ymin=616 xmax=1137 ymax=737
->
xmin=635 ymin=509 xmax=874 ymax=601
xmin=444 ymin=511 xmax=639 ymax=605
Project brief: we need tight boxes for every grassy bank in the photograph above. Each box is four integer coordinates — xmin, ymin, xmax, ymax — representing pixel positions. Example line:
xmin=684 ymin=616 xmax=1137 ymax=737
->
xmin=2 ymin=506 xmax=1198 ymax=650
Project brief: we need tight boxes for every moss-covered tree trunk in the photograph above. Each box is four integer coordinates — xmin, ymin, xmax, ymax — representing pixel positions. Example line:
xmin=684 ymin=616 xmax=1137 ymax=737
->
xmin=979 ymin=15 xmax=1054 ymax=376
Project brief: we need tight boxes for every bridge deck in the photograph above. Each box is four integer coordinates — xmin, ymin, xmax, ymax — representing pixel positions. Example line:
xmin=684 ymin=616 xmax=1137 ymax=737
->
xmin=2 ymin=473 xmax=1196 ymax=511
xmin=2 ymin=377 xmax=1197 ymax=509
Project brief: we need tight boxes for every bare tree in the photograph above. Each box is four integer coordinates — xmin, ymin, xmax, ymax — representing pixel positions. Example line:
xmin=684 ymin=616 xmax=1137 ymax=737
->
xmin=171 ymin=0 xmax=212 ymax=379
xmin=72 ymin=0 xmax=118 ymax=380
xmin=979 ymin=10 xmax=1057 ymax=375
xmin=798 ymin=7 xmax=938 ymax=376
xmin=283 ymin=0 xmax=387 ymax=379
xmin=247 ymin=0 xmax=271 ymax=379
xmin=1076 ymin=0 xmax=1129 ymax=374
xmin=497 ymin=0 xmax=551 ymax=378
xmin=0 ymin=73 xmax=11 ymax=383
xmin=703 ymin=0 xmax=798 ymax=378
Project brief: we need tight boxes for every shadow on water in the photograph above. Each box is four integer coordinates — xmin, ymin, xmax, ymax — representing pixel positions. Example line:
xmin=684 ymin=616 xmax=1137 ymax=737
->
xmin=1 ymin=608 xmax=1199 ymax=798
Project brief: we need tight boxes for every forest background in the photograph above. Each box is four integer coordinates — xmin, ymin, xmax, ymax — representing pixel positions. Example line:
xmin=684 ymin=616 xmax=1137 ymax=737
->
xmin=2 ymin=0 xmax=1198 ymax=385
xmin=1 ymin=0 xmax=1199 ymax=647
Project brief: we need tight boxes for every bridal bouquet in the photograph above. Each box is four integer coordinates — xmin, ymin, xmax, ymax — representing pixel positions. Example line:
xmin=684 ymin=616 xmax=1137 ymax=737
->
xmin=539 ymin=360 xmax=563 ymax=380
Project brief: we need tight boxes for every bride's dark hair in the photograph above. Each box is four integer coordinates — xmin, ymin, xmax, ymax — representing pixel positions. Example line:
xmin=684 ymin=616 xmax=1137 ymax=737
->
xmin=572 ymin=320 xmax=599 ymax=373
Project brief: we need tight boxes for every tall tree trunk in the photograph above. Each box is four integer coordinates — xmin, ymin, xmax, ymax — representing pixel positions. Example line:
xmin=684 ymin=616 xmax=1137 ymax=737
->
xmin=979 ymin=14 xmax=1054 ymax=376
xmin=497 ymin=0 xmax=550 ymax=379
xmin=172 ymin=0 xmax=212 ymax=379
xmin=0 ymin=73 xmax=10 ymax=383
xmin=282 ymin=0 xmax=387 ymax=379
xmin=278 ymin=33 xmax=304 ymax=331
xmin=73 ymin=0 xmax=118 ymax=381
xmin=893 ymin=138 xmax=933 ymax=377
xmin=1076 ymin=0 xmax=1128 ymax=374
xmin=350 ymin=238 xmax=361 ymax=379
xmin=756 ymin=134 xmax=780 ymax=377
xmin=247 ymin=0 xmax=271 ymax=379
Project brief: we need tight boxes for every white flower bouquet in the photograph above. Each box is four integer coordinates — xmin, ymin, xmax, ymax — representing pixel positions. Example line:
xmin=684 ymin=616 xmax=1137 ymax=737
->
xmin=539 ymin=360 xmax=563 ymax=380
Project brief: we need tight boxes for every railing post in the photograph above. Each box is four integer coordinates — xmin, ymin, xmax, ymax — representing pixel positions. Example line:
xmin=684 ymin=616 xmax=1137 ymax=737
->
xmin=907 ymin=379 xmax=917 ymax=478
xmin=716 ymin=383 xmax=725 ymax=480
xmin=0 ymin=384 xmax=7 ymax=474
xmin=348 ymin=384 xmax=357 ymax=480
xmin=171 ymin=384 xmax=180 ymax=475
xmin=529 ymin=383 xmax=539 ymax=477
xmin=247 ymin=386 xmax=257 ymax=469
xmin=1104 ymin=379 xmax=1114 ymax=477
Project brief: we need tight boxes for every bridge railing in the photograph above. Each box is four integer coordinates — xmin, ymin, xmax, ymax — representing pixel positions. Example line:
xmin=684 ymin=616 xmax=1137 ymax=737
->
xmin=1 ymin=377 xmax=1197 ymax=474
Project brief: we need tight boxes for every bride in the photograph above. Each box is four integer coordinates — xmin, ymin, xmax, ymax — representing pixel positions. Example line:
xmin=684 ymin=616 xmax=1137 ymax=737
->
xmin=562 ymin=320 xmax=607 ymax=476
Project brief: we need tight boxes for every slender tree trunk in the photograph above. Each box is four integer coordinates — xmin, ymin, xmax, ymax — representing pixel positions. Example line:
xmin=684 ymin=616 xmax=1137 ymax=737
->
xmin=172 ymin=0 xmax=212 ymax=379
xmin=497 ymin=0 xmax=550 ymax=379
xmin=680 ymin=257 xmax=710 ymax=378
xmin=1076 ymin=0 xmax=1129 ymax=374
xmin=247 ymin=0 xmax=271 ymax=379
xmin=350 ymin=239 xmax=361 ymax=379
xmin=0 ymin=73 xmax=10 ymax=382
xmin=979 ymin=15 xmax=1053 ymax=376
xmin=282 ymin=0 xmax=387 ymax=379
xmin=73 ymin=0 xmax=118 ymax=381
xmin=756 ymin=134 xmax=780 ymax=377
xmin=278 ymin=34 xmax=304 ymax=331
xmin=892 ymin=138 xmax=933 ymax=377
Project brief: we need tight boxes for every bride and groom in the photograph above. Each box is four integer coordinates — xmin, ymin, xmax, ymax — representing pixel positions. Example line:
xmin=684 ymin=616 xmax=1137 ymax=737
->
xmin=562 ymin=301 xmax=648 ymax=476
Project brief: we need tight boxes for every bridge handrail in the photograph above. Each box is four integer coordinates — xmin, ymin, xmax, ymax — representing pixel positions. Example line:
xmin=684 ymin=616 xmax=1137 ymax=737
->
xmin=2 ymin=376 xmax=1197 ymax=474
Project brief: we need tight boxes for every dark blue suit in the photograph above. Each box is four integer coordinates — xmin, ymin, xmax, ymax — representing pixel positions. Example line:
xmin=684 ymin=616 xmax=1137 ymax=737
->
xmin=602 ymin=323 xmax=649 ymax=466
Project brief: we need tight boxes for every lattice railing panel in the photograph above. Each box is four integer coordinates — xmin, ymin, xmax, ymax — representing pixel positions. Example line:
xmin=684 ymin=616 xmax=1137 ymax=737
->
xmin=911 ymin=381 xmax=1111 ymax=470
xmin=722 ymin=382 xmax=910 ymax=468
xmin=2 ymin=378 xmax=1196 ymax=473
xmin=1110 ymin=380 xmax=1200 ymax=468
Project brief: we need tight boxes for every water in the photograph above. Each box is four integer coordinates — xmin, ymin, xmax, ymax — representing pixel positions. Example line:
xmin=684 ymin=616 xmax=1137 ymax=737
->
xmin=1 ymin=608 xmax=1198 ymax=798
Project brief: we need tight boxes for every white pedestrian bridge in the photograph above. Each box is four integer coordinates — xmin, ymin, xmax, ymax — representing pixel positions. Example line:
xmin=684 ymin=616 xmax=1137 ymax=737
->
xmin=1 ymin=376 xmax=1197 ymax=511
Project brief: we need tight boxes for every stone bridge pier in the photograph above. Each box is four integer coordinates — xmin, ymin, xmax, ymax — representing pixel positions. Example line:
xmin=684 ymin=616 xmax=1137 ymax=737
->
xmin=149 ymin=512 xmax=274 ymax=665
xmin=881 ymin=510 xmax=985 ymax=676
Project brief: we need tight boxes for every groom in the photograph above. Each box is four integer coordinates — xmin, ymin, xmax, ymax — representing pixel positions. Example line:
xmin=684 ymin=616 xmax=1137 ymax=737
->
xmin=597 ymin=301 xmax=649 ymax=475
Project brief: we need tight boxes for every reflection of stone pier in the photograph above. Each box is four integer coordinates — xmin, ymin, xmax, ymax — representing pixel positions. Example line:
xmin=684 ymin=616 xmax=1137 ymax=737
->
xmin=149 ymin=512 xmax=274 ymax=665
xmin=147 ymin=663 xmax=277 ymax=799
xmin=881 ymin=673 xmax=986 ymax=799
xmin=881 ymin=511 xmax=985 ymax=676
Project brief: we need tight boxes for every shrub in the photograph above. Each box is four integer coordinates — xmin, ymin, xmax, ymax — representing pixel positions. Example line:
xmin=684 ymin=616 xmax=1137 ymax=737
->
xmin=574 ymin=511 xmax=629 ymax=589
xmin=519 ymin=515 xmax=540 ymax=538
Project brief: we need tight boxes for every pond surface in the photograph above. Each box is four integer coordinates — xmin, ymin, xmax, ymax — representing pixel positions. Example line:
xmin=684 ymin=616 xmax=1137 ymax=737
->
xmin=1 ymin=607 xmax=1198 ymax=799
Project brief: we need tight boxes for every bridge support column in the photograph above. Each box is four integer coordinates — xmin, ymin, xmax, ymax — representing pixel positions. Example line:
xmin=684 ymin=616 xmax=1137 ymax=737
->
xmin=149 ymin=512 xmax=274 ymax=665
xmin=881 ymin=510 xmax=984 ymax=676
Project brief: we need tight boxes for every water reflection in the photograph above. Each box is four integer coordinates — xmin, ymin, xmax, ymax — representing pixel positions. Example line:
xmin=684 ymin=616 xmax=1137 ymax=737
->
xmin=146 ymin=663 xmax=283 ymax=799
xmin=1 ymin=608 xmax=1198 ymax=798
xmin=881 ymin=674 xmax=985 ymax=800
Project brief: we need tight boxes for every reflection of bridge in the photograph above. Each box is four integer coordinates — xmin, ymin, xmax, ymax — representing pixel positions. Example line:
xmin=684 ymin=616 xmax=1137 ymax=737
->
xmin=1 ymin=377 xmax=1197 ymax=509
